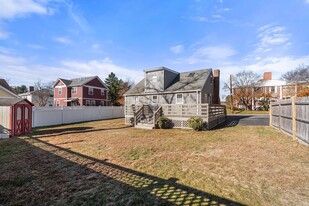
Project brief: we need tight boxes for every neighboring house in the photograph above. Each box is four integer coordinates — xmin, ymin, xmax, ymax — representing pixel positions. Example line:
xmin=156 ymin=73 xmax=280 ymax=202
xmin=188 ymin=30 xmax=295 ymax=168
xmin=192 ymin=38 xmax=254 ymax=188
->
xmin=124 ymin=67 xmax=225 ymax=129
xmin=0 ymin=79 xmax=19 ymax=99
xmin=125 ymin=67 xmax=220 ymax=106
xmin=53 ymin=76 xmax=109 ymax=106
xmin=19 ymin=86 xmax=54 ymax=106
xmin=233 ymin=72 xmax=301 ymax=109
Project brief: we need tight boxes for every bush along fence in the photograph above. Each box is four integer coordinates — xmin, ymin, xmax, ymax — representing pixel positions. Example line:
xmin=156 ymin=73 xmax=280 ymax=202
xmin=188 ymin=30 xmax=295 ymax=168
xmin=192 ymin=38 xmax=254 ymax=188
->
xmin=270 ymin=96 xmax=309 ymax=145
xmin=32 ymin=106 xmax=124 ymax=127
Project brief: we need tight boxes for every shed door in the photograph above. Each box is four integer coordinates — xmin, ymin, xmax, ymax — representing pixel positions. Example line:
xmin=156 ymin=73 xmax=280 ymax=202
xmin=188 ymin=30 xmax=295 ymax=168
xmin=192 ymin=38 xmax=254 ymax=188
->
xmin=14 ymin=104 xmax=32 ymax=136
xmin=23 ymin=105 xmax=32 ymax=133
xmin=14 ymin=104 xmax=24 ymax=136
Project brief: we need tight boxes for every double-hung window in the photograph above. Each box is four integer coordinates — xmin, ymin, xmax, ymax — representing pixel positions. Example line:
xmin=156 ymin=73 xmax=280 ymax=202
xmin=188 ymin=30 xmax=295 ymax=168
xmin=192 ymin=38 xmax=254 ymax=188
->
xmin=176 ymin=94 xmax=183 ymax=104
xmin=88 ymin=87 xmax=94 ymax=95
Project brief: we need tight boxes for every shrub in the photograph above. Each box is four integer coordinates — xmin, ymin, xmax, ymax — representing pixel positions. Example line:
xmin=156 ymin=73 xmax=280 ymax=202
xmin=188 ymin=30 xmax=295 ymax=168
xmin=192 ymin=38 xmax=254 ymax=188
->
xmin=188 ymin=116 xmax=204 ymax=131
xmin=156 ymin=116 xmax=172 ymax=129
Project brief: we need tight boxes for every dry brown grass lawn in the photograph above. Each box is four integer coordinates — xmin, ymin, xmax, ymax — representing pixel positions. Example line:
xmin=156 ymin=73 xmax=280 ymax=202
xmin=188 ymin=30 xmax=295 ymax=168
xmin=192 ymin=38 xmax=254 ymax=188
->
xmin=0 ymin=118 xmax=309 ymax=206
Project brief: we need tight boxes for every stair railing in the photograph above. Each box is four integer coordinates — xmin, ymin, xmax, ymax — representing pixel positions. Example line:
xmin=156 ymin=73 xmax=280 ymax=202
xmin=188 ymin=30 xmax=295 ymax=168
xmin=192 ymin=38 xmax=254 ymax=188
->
xmin=153 ymin=106 xmax=163 ymax=128
xmin=134 ymin=105 xmax=145 ymax=125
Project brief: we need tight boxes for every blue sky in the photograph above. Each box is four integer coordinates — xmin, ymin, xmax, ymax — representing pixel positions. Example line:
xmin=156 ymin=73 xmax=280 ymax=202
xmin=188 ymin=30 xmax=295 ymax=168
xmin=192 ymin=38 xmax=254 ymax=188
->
xmin=0 ymin=0 xmax=309 ymax=98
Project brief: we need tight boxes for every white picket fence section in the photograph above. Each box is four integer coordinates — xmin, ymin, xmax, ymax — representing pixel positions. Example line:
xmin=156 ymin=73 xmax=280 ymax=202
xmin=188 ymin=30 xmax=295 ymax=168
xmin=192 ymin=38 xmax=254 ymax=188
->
xmin=32 ymin=106 xmax=124 ymax=127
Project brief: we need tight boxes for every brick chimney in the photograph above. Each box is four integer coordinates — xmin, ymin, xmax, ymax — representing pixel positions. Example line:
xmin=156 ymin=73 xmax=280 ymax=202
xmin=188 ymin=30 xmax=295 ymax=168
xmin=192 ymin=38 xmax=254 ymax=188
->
xmin=29 ymin=86 xmax=34 ymax=92
xmin=213 ymin=69 xmax=220 ymax=104
xmin=263 ymin=72 xmax=272 ymax=80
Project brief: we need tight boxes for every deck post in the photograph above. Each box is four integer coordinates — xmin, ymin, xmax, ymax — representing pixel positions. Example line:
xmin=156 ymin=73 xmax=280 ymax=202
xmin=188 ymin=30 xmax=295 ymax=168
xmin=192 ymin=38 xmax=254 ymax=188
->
xmin=269 ymin=103 xmax=272 ymax=126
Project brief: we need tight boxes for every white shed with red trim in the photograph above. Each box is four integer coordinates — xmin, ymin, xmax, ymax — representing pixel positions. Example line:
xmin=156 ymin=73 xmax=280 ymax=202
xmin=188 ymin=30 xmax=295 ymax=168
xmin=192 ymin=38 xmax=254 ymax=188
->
xmin=0 ymin=98 xmax=34 ymax=138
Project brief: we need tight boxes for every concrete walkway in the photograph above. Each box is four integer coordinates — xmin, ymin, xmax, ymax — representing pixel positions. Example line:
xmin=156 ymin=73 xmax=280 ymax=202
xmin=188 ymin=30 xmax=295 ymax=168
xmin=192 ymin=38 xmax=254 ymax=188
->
xmin=224 ymin=114 xmax=270 ymax=126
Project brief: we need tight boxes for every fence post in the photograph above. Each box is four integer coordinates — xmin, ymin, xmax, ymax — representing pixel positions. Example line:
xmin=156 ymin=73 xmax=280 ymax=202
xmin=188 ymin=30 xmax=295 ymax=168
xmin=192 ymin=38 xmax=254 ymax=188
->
xmin=269 ymin=103 xmax=272 ymax=126
xmin=278 ymin=101 xmax=281 ymax=131
xmin=292 ymin=96 xmax=297 ymax=140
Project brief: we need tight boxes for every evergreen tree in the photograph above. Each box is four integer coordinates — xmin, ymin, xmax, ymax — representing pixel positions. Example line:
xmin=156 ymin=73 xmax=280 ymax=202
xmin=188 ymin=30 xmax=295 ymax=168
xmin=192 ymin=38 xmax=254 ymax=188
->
xmin=105 ymin=72 xmax=121 ymax=106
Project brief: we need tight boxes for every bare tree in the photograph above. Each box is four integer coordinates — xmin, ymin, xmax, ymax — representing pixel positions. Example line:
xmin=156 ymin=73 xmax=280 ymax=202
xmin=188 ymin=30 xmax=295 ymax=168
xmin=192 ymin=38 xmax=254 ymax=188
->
xmin=34 ymin=80 xmax=54 ymax=106
xmin=282 ymin=64 xmax=309 ymax=83
xmin=224 ymin=71 xmax=263 ymax=110
xmin=117 ymin=78 xmax=135 ymax=106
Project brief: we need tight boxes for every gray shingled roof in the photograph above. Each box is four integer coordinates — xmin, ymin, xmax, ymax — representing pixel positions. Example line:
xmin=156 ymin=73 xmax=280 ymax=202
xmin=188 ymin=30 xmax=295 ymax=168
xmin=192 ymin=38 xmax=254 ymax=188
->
xmin=125 ymin=68 xmax=212 ymax=95
xmin=58 ymin=76 xmax=97 ymax=86
xmin=0 ymin=79 xmax=17 ymax=95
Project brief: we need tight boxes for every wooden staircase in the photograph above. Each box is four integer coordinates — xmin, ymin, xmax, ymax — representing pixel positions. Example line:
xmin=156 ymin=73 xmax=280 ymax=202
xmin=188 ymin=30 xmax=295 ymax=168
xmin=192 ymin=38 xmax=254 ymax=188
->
xmin=134 ymin=105 xmax=162 ymax=129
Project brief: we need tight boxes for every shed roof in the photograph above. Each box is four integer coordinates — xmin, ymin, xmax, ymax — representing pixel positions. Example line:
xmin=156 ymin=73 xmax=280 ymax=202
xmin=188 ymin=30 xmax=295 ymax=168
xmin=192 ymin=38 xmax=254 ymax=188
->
xmin=0 ymin=98 xmax=34 ymax=106
xmin=125 ymin=68 xmax=212 ymax=95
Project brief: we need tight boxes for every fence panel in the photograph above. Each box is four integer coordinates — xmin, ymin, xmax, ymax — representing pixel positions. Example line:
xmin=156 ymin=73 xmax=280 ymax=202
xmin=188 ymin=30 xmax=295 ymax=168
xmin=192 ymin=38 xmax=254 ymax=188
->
xmin=270 ymin=97 xmax=309 ymax=145
xmin=32 ymin=106 xmax=124 ymax=127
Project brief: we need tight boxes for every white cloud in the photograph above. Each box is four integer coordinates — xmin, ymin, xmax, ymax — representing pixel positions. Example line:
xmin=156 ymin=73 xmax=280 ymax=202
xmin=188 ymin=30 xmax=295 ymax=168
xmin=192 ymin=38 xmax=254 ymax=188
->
xmin=255 ymin=24 xmax=291 ymax=53
xmin=174 ymin=45 xmax=237 ymax=64
xmin=0 ymin=48 xmax=143 ymax=86
xmin=91 ymin=44 xmax=100 ymax=49
xmin=170 ymin=44 xmax=184 ymax=54
xmin=306 ymin=0 xmax=309 ymax=4
xmin=53 ymin=37 xmax=72 ymax=44
xmin=0 ymin=0 xmax=51 ymax=20
xmin=0 ymin=27 xmax=9 ymax=39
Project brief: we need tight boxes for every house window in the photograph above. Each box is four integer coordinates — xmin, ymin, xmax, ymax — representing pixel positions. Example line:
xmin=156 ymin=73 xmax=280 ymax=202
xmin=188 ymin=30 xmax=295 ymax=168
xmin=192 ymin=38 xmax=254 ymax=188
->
xmin=91 ymin=100 xmax=96 ymax=106
xmin=151 ymin=75 xmax=157 ymax=83
xmin=58 ymin=87 xmax=62 ymax=95
xmin=100 ymin=101 xmax=105 ymax=106
xmin=88 ymin=87 xmax=93 ymax=95
xmin=270 ymin=86 xmax=276 ymax=93
xmin=72 ymin=87 xmax=77 ymax=94
xmin=101 ymin=89 xmax=104 ymax=95
xmin=152 ymin=95 xmax=158 ymax=103
xmin=135 ymin=96 xmax=139 ymax=102
xmin=176 ymin=94 xmax=183 ymax=104
xmin=56 ymin=100 xmax=60 ymax=106
xmin=86 ymin=100 xmax=90 ymax=106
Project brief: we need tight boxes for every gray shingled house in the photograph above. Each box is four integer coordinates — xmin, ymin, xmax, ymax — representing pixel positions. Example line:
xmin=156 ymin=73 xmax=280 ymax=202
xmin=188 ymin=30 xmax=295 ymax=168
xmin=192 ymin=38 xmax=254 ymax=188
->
xmin=124 ymin=67 xmax=225 ymax=129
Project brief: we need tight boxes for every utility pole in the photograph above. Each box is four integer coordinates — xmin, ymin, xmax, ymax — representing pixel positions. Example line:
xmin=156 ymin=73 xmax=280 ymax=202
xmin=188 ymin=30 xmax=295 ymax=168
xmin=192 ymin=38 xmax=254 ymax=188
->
xmin=230 ymin=75 xmax=234 ymax=114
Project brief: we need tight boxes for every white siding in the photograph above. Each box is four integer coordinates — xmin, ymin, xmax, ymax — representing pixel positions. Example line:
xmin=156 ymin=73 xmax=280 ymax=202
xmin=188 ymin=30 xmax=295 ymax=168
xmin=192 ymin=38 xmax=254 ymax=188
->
xmin=0 ymin=106 xmax=10 ymax=138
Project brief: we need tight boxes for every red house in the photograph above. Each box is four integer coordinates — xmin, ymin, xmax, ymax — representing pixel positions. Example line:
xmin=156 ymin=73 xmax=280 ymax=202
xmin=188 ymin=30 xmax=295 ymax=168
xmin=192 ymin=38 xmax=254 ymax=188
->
xmin=53 ymin=76 xmax=109 ymax=106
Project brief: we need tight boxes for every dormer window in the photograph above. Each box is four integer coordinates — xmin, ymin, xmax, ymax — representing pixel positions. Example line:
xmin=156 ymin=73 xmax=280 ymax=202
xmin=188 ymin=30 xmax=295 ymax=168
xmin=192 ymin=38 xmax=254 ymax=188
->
xmin=152 ymin=75 xmax=157 ymax=83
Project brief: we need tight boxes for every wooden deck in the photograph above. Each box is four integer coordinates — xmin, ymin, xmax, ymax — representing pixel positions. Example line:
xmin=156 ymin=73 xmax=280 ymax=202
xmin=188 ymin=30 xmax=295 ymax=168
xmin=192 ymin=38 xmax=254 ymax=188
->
xmin=125 ymin=103 xmax=226 ymax=130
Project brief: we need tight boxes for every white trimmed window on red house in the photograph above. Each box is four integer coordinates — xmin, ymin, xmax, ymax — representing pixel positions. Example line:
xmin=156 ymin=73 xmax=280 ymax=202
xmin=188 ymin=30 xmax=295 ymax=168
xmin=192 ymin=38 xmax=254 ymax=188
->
xmin=88 ymin=87 xmax=93 ymax=95
xmin=91 ymin=100 xmax=96 ymax=106
xmin=86 ymin=100 xmax=90 ymax=106
xmin=72 ymin=87 xmax=77 ymax=94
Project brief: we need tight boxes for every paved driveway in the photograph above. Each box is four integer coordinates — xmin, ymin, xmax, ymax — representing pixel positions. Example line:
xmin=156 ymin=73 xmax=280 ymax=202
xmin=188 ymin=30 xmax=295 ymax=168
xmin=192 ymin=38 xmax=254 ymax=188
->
xmin=225 ymin=115 xmax=270 ymax=126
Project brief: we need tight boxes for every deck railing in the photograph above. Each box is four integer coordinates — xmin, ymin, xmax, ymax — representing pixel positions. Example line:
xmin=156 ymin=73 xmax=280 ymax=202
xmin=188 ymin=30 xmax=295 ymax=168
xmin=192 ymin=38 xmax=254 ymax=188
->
xmin=153 ymin=106 xmax=163 ymax=127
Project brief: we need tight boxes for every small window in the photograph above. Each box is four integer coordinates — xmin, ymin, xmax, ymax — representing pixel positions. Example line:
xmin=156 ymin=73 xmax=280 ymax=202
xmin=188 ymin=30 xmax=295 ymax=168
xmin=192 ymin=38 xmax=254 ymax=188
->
xmin=135 ymin=96 xmax=139 ymax=102
xmin=86 ymin=100 xmax=90 ymax=106
xmin=56 ymin=100 xmax=60 ymax=106
xmin=270 ymin=86 xmax=275 ymax=93
xmin=101 ymin=89 xmax=104 ymax=95
xmin=100 ymin=101 xmax=105 ymax=106
xmin=152 ymin=95 xmax=158 ymax=103
xmin=152 ymin=75 xmax=157 ymax=83
xmin=88 ymin=87 xmax=93 ymax=95
xmin=72 ymin=87 xmax=77 ymax=94
xmin=91 ymin=100 xmax=96 ymax=106
xmin=176 ymin=94 xmax=183 ymax=104
xmin=58 ymin=87 xmax=62 ymax=95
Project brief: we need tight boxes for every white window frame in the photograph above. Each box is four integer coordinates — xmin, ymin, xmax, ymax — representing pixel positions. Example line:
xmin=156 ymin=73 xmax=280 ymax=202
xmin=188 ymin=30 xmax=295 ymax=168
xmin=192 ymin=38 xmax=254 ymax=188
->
xmin=58 ymin=87 xmax=62 ymax=95
xmin=86 ymin=100 xmax=90 ymax=106
xmin=270 ymin=86 xmax=276 ymax=93
xmin=72 ymin=87 xmax=77 ymax=94
xmin=176 ymin=93 xmax=183 ymax=104
xmin=56 ymin=100 xmax=60 ymax=106
xmin=152 ymin=95 xmax=158 ymax=103
xmin=135 ymin=96 xmax=139 ymax=103
xmin=101 ymin=89 xmax=104 ymax=95
xmin=100 ymin=101 xmax=105 ymax=106
xmin=88 ymin=87 xmax=94 ymax=95
xmin=91 ymin=100 xmax=96 ymax=106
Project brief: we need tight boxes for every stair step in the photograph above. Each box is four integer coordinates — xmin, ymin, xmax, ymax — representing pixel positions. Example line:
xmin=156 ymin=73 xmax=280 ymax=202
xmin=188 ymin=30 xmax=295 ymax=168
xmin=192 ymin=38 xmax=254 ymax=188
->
xmin=135 ymin=123 xmax=154 ymax=129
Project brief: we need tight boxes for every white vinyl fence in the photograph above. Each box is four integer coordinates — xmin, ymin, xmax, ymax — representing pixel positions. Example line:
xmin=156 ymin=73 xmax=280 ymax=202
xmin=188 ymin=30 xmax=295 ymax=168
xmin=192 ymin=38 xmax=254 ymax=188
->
xmin=32 ymin=106 xmax=124 ymax=127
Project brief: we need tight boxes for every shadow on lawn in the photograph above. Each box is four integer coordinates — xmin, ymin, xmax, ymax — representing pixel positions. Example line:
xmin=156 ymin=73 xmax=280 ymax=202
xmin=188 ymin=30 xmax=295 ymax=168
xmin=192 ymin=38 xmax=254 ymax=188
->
xmin=32 ymin=125 xmax=132 ymax=138
xmin=0 ymin=134 xmax=246 ymax=206
xmin=212 ymin=115 xmax=255 ymax=130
